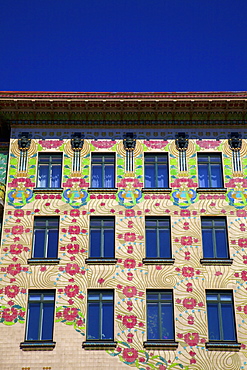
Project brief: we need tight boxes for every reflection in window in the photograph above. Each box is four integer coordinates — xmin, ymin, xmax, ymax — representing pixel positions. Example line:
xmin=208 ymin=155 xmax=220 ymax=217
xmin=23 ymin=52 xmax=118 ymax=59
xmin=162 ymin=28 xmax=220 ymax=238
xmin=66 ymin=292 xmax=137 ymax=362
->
xmin=33 ymin=217 xmax=59 ymax=259
xmin=87 ymin=290 xmax=114 ymax=340
xmin=89 ymin=217 xmax=114 ymax=258
xmin=198 ymin=154 xmax=223 ymax=188
xmin=37 ymin=154 xmax=62 ymax=188
xmin=146 ymin=217 xmax=171 ymax=258
xmin=91 ymin=154 xmax=115 ymax=188
xmin=201 ymin=217 xmax=229 ymax=259
xmin=144 ymin=154 xmax=169 ymax=188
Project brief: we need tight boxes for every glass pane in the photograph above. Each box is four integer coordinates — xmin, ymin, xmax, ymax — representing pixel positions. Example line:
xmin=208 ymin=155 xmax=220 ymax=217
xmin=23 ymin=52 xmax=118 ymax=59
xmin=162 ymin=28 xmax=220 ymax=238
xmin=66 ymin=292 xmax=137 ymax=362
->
xmin=90 ymin=229 xmax=101 ymax=257
xmin=145 ymin=165 xmax=155 ymax=188
xmin=48 ymin=219 xmax=59 ymax=228
xmin=33 ymin=230 xmax=46 ymax=258
xmin=92 ymin=165 xmax=102 ymax=188
xmin=38 ymin=165 xmax=49 ymax=188
xmin=201 ymin=219 xmax=213 ymax=227
xmin=220 ymin=294 xmax=232 ymax=301
xmin=92 ymin=156 xmax=103 ymax=163
xmin=207 ymin=303 xmax=220 ymax=340
xmin=207 ymin=294 xmax=218 ymax=301
xmin=88 ymin=292 xmax=100 ymax=301
xmin=104 ymin=156 xmax=114 ymax=163
xmin=214 ymin=219 xmax=225 ymax=227
xmin=26 ymin=303 xmax=40 ymax=340
xmin=34 ymin=219 xmax=46 ymax=227
xmin=147 ymin=293 xmax=159 ymax=300
xmin=90 ymin=219 xmax=101 ymax=227
xmin=42 ymin=302 xmax=54 ymax=340
xmin=52 ymin=156 xmax=62 ymax=164
xmin=157 ymin=156 xmax=167 ymax=163
xmin=102 ymin=303 xmax=113 ymax=340
xmin=159 ymin=229 xmax=171 ymax=258
xmin=198 ymin=164 xmax=209 ymax=188
xmin=145 ymin=156 xmax=155 ymax=163
xmin=51 ymin=165 xmax=61 ymax=188
xmin=39 ymin=156 xmax=50 ymax=164
xmin=101 ymin=291 xmax=114 ymax=300
xmin=222 ymin=304 xmax=236 ymax=340
xmin=197 ymin=155 xmax=206 ymax=163
xmin=161 ymin=293 xmax=172 ymax=300
xmin=103 ymin=219 xmax=114 ymax=227
xmin=104 ymin=229 xmax=114 ymax=258
xmin=146 ymin=229 xmax=157 ymax=258
xmin=43 ymin=293 xmax=55 ymax=301
xmin=88 ymin=303 xmax=100 ymax=339
xmin=147 ymin=303 xmax=159 ymax=339
xmin=47 ymin=229 xmax=58 ymax=258
xmin=161 ymin=303 xmax=174 ymax=340
xmin=210 ymin=155 xmax=221 ymax=163
xmin=211 ymin=164 xmax=223 ymax=188
xmin=202 ymin=229 xmax=214 ymax=258
xmin=159 ymin=220 xmax=169 ymax=227
xmin=104 ymin=165 xmax=114 ymax=188
xmin=157 ymin=164 xmax=168 ymax=188
xmin=215 ymin=229 xmax=228 ymax=258
xmin=146 ymin=220 xmax=157 ymax=227
xmin=29 ymin=294 xmax=42 ymax=301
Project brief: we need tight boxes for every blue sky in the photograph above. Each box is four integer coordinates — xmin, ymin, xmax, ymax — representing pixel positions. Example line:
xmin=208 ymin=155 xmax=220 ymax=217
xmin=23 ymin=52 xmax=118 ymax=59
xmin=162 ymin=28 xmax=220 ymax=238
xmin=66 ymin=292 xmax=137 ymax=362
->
xmin=0 ymin=1 xmax=247 ymax=92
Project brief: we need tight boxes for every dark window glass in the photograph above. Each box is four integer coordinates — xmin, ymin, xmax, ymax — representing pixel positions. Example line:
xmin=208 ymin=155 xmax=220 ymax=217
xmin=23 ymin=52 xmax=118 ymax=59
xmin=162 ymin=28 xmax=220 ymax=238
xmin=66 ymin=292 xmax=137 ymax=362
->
xmin=198 ymin=154 xmax=223 ymax=188
xmin=206 ymin=291 xmax=236 ymax=342
xmin=87 ymin=290 xmax=114 ymax=340
xmin=201 ymin=217 xmax=229 ymax=259
xmin=144 ymin=154 xmax=169 ymax=188
xmin=26 ymin=291 xmax=55 ymax=341
xmin=90 ymin=217 xmax=114 ymax=258
xmin=37 ymin=154 xmax=62 ymax=188
xmin=147 ymin=290 xmax=174 ymax=341
xmin=146 ymin=217 xmax=171 ymax=258
xmin=33 ymin=217 xmax=59 ymax=259
xmin=91 ymin=154 xmax=115 ymax=188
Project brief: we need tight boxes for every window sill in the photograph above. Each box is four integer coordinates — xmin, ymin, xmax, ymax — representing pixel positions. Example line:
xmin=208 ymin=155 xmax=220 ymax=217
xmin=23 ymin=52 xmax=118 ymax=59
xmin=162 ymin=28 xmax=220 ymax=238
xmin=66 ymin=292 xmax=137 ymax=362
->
xmin=143 ymin=258 xmax=175 ymax=265
xmin=143 ymin=341 xmax=178 ymax=350
xmin=85 ymin=258 xmax=117 ymax=265
xmin=200 ymin=258 xmax=233 ymax=266
xmin=88 ymin=188 xmax=118 ymax=193
xmin=82 ymin=341 xmax=117 ymax=350
xmin=205 ymin=342 xmax=241 ymax=351
xmin=20 ymin=341 xmax=56 ymax=351
xmin=197 ymin=188 xmax=227 ymax=193
xmin=33 ymin=187 xmax=63 ymax=194
xmin=142 ymin=188 xmax=172 ymax=194
xmin=27 ymin=258 xmax=60 ymax=265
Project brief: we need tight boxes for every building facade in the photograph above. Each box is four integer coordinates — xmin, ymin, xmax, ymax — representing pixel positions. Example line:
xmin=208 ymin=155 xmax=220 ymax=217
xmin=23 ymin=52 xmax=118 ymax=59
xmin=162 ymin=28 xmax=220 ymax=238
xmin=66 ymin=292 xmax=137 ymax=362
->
xmin=0 ymin=91 xmax=247 ymax=369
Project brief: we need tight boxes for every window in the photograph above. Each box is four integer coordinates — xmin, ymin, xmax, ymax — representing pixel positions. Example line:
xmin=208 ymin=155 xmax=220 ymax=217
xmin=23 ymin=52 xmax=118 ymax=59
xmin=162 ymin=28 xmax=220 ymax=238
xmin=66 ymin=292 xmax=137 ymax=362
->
xmin=37 ymin=154 xmax=62 ymax=188
xmin=197 ymin=153 xmax=223 ymax=188
xmin=145 ymin=217 xmax=171 ymax=258
xmin=32 ymin=217 xmax=59 ymax=259
xmin=144 ymin=154 xmax=169 ymax=188
xmin=201 ymin=217 xmax=229 ymax=259
xmin=147 ymin=290 xmax=175 ymax=341
xmin=91 ymin=154 xmax=115 ymax=188
xmin=25 ymin=290 xmax=55 ymax=341
xmin=87 ymin=290 xmax=114 ymax=341
xmin=89 ymin=217 xmax=114 ymax=259
xmin=206 ymin=291 xmax=237 ymax=342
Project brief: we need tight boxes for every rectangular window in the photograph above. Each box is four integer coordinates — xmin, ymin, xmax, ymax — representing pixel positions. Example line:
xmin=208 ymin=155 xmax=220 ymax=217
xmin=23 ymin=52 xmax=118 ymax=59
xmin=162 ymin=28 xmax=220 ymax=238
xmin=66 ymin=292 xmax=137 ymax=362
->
xmin=87 ymin=290 xmax=114 ymax=340
xmin=206 ymin=291 xmax=237 ymax=342
xmin=144 ymin=154 xmax=169 ymax=188
xmin=198 ymin=153 xmax=223 ymax=188
xmin=26 ymin=290 xmax=55 ymax=341
xmin=91 ymin=154 xmax=115 ymax=188
xmin=37 ymin=154 xmax=62 ymax=188
xmin=33 ymin=217 xmax=59 ymax=259
xmin=89 ymin=217 xmax=114 ymax=258
xmin=147 ymin=290 xmax=175 ymax=341
xmin=201 ymin=217 xmax=229 ymax=259
xmin=145 ymin=217 xmax=171 ymax=258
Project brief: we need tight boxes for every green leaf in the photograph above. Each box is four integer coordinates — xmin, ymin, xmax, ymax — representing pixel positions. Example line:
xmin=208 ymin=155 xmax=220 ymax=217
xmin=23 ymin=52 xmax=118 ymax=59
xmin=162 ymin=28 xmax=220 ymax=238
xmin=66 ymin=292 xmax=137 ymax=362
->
xmin=119 ymin=341 xmax=130 ymax=348
xmin=13 ymin=305 xmax=22 ymax=309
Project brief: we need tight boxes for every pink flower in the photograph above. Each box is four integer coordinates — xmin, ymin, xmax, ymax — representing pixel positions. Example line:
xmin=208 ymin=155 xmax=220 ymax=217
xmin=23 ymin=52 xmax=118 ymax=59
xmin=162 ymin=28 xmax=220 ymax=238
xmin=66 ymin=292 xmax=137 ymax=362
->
xmin=125 ymin=209 xmax=135 ymax=217
xmin=238 ymin=239 xmax=247 ymax=248
xmin=182 ymin=266 xmax=194 ymax=278
xmin=190 ymin=359 xmax=196 ymax=364
xmin=183 ymin=298 xmax=197 ymax=309
xmin=7 ymin=264 xmax=22 ymax=276
xmin=9 ymin=244 xmax=23 ymax=254
xmin=68 ymin=225 xmax=80 ymax=235
xmin=67 ymin=244 xmax=80 ymax=254
xmin=184 ymin=332 xmax=200 ymax=346
xmin=241 ymin=271 xmax=247 ymax=281
xmin=122 ymin=348 xmax=138 ymax=362
xmin=189 ymin=350 xmax=196 ymax=357
xmin=237 ymin=210 xmax=247 ymax=217
xmin=5 ymin=285 xmax=19 ymax=298
xmin=123 ymin=286 xmax=137 ymax=298
xmin=65 ymin=263 xmax=80 ymax=276
xmin=122 ymin=315 xmax=137 ymax=328
xmin=98 ymin=278 xmax=105 ymax=284
xmin=159 ymin=366 xmax=167 ymax=370
xmin=181 ymin=236 xmax=193 ymax=246
xmin=124 ymin=259 xmax=136 ymax=269
xmin=40 ymin=266 xmax=47 ymax=272
xmin=124 ymin=233 xmax=136 ymax=242
xmin=70 ymin=209 xmax=80 ymax=217
xmin=12 ymin=225 xmax=24 ymax=235
xmin=180 ymin=210 xmax=190 ymax=217
xmin=64 ymin=285 xmax=79 ymax=297
xmin=2 ymin=307 xmax=18 ymax=322
xmin=14 ymin=210 xmax=24 ymax=217
xmin=244 ymin=306 xmax=247 ymax=314
xmin=187 ymin=315 xmax=194 ymax=325
xmin=139 ymin=357 xmax=145 ymax=363
xmin=63 ymin=307 xmax=78 ymax=321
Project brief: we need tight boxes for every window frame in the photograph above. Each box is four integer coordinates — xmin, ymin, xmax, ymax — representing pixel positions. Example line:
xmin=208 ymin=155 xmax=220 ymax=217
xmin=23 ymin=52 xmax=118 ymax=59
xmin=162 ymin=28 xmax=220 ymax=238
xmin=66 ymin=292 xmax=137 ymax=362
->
xmin=31 ymin=216 xmax=59 ymax=260
xmin=197 ymin=153 xmax=224 ymax=189
xmin=144 ymin=153 xmax=169 ymax=189
xmin=145 ymin=217 xmax=172 ymax=259
xmin=91 ymin=153 xmax=115 ymax=189
xmin=88 ymin=216 xmax=115 ymax=260
xmin=37 ymin=153 xmax=63 ymax=189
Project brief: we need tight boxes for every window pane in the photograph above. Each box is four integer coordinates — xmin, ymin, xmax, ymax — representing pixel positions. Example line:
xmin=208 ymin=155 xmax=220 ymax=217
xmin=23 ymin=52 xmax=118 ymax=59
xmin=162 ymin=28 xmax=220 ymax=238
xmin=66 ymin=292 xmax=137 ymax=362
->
xmin=38 ymin=165 xmax=49 ymax=188
xmin=215 ymin=229 xmax=228 ymax=258
xmin=47 ymin=229 xmax=58 ymax=258
xmin=207 ymin=303 xmax=220 ymax=340
xmin=104 ymin=229 xmax=114 ymax=258
xmin=26 ymin=302 xmax=40 ymax=340
xmin=146 ymin=220 xmax=157 ymax=227
xmin=157 ymin=165 xmax=168 ymax=188
xmin=51 ymin=165 xmax=61 ymax=188
xmin=211 ymin=165 xmax=223 ymax=188
xmin=41 ymin=302 xmax=54 ymax=340
xmin=159 ymin=229 xmax=171 ymax=258
xmin=202 ymin=229 xmax=214 ymax=258
xmin=147 ymin=293 xmax=159 ymax=300
xmin=88 ymin=303 xmax=100 ymax=339
xmin=33 ymin=230 xmax=46 ymax=258
xmin=221 ymin=304 xmax=236 ymax=340
xmin=161 ymin=303 xmax=174 ymax=340
xmin=201 ymin=219 xmax=213 ymax=227
xmin=101 ymin=292 xmax=114 ymax=300
xmin=198 ymin=164 xmax=209 ymax=188
xmin=146 ymin=229 xmax=157 ymax=258
xmin=104 ymin=165 xmax=114 ymax=188
xmin=92 ymin=165 xmax=102 ymax=188
xmin=147 ymin=303 xmax=159 ymax=339
xmin=90 ymin=219 xmax=101 ymax=227
xmin=90 ymin=229 xmax=101 ymax=257
xmin=145 ymin=165 xmax=155 ymax=188
xmin=102 ymin=303 xmax=113 ymax=340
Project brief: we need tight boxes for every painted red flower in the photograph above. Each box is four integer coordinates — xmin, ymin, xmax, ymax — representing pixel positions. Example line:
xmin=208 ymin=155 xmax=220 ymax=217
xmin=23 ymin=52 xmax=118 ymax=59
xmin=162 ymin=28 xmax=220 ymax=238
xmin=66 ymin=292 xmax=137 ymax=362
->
xmin=123 ymin=286 xmax=137 ymax=298
xmin=2 ymin=307 xmax=18 ymax=322
xmin=124 ymin=233 xmax=136 ymax=242
xmin=184 ymin=332 xmax=200 ymax=346
xmin=241 ymin=271 xmax=247 ymax=281
xmin=12 ymin=225 xmax=24 ymax=235
xmin=180 ymin=210 xmax=190 ymax=217
xmin=9 ymin=244 xmax=23 ymax=254
xmin=68 ymin=225 xmax=80 ymax=234
xmin=5 ymin=285 xmax=20 ymax=298
xmin=181 ymin=236 xmax=193 ymax=246
xmin=125 ymin=210 xmax=135 ymax=217
xmin=98 ymin=278 xmax=105 ymax=284
xmin=7 ymin=264 xmax=22 ymax=276
xmin=243 ymin=306 xmax=247 ymax=314
xmin=14 ymin=209 xmax=24 ymax=217
xmin=159 ymin=366 xmax=167 ymax=370
xmin=182 ymin=267 xmax=194 ymax=278
xmin=70 ymin=209 xmax=80 ymax=217
xmin=124 ymin=259 xmax=136 ymax=269
xmin=122 ymin=315 xmax=137 ymax=328
xmin=238 ymin=239 xmax=247 ymax=248
xmin=183 ymin=298 xmax=197 ymax=309
xmin=67 ymin=244 xmax=80 ymax=254
xmin=63 ymin=307 xmax=78 ymax=321
xmin=65 ymin=263 xmax=80 ymax=276
xmin=122 ymin=348 xmax=138 ymax=362
xmin=64 ymin=285 xmax=79 ymax=297
xmin=237 ymin=210 xmax=247 ymax=217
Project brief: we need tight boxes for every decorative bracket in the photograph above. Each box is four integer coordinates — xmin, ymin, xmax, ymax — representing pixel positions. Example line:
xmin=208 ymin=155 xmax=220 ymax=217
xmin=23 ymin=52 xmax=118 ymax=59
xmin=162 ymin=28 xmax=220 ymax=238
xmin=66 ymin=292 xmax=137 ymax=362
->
xmin=71 ymin=133 xmax=84 ymax=151
xmin=123 ymin=132 xmax=136 ymax=151
xmin=228 ymin=132 xmax=242 ymax=151
xmin=175 ymin=132 xmax=188 ymax=151
xmin=18 ymin=132 xmax=31 ymax=151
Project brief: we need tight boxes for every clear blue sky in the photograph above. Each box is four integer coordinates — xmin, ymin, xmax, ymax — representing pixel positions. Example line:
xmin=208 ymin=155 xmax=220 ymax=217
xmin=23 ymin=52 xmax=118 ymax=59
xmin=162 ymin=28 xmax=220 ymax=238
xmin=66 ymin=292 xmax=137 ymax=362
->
xmin=0 ymin=1 xmax=247 ymax=92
